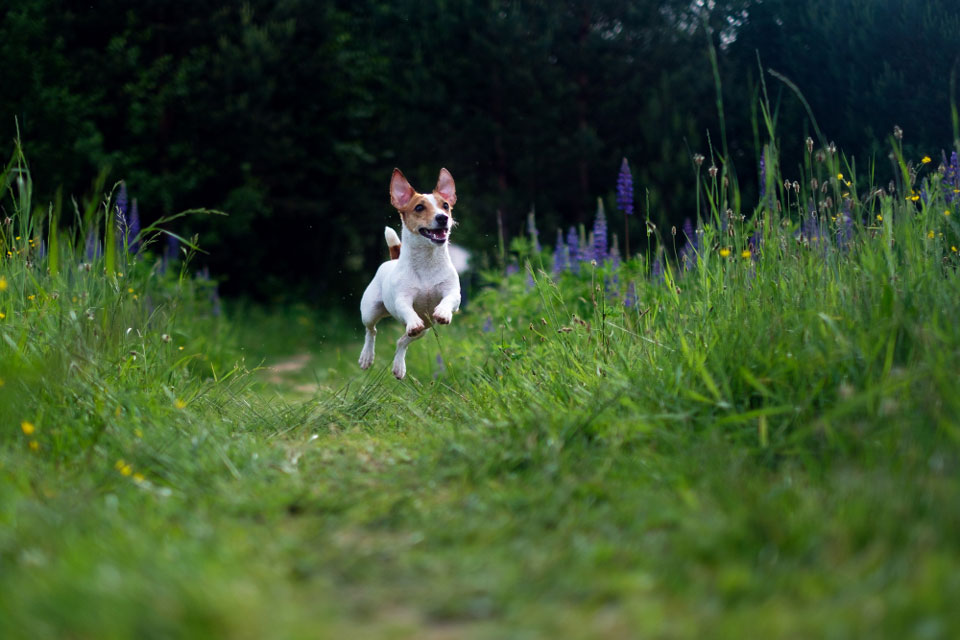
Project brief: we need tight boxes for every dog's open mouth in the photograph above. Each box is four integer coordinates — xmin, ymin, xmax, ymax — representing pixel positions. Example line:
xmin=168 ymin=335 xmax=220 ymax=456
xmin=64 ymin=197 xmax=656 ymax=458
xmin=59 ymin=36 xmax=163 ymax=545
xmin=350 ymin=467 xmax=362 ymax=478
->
xmin=419 ymin=227 xmax=449 ymax=244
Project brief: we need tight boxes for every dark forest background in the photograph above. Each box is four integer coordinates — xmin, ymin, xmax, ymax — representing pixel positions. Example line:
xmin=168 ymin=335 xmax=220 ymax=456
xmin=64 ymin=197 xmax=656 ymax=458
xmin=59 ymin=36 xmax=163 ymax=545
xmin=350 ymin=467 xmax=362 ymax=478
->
xmin=2 ymin=0 xmax=959 ymax=302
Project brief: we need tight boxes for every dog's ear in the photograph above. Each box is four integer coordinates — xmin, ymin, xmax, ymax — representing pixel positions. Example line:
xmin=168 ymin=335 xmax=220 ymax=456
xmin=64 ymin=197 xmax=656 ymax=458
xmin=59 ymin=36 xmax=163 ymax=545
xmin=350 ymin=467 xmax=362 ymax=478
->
xmin=390 ymin=169 xmax=415 ymax=209
xmin=435 ymin=168 xmax=457 ymax=206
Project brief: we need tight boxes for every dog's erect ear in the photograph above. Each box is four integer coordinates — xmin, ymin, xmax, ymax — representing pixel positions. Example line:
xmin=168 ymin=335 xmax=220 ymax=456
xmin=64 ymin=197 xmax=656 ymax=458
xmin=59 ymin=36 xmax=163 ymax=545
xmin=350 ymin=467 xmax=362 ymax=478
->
xmin=435 ymin=168 xmax=457 ymax=206
xmin=390 ymin=169 xmax=415 ymax=209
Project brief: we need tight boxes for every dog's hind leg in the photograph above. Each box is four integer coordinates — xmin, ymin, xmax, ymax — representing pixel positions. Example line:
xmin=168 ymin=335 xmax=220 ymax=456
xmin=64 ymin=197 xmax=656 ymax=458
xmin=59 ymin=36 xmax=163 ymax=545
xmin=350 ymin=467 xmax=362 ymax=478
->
xmin=392 ymin=327 xmax=427 ymax=380
xmin=359 ymin=301 xmax=388 ymax=370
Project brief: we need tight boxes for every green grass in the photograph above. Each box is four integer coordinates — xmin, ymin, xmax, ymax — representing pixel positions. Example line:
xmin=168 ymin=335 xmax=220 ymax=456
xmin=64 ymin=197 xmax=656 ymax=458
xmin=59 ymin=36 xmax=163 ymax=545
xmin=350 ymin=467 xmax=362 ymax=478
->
xmin=3 ymin=129 xmax=960 ymax=639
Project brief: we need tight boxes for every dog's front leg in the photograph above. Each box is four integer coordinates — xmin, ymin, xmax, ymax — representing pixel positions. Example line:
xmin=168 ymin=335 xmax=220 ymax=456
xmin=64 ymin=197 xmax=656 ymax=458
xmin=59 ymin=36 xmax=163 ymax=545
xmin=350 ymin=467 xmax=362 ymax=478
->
xmin=432 ymin=288 xmax=461 ymax=325
xmin=394 ymin=296 xmax=426 ymax=336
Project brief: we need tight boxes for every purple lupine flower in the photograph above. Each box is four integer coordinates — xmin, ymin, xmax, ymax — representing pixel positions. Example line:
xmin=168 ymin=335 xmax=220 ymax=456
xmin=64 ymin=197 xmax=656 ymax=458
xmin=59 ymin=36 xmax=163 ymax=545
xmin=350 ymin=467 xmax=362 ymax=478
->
xmin=679 ymin=218 xmax=699 ymax=270
xmin=160 ymin=234 xmax=180 ymax=274
xmin=748 ymin=230 xmax=763 ymax=258
xmin=165 ymin=234 xmax=180 ymax=261
xmin=566 ymin=226 xmax=580 ymax=274
xmin=651 ymin=257 xmax=663 ymax=282
xmin=803 ymin=211 xmax=822 ymax=243
xmin=616 ymin=157 xmax=634 ymax=216
xmin=211 ymin=285 xmax=222 ymax=317
xmin=624 ymin=281 xmax=637 ymax=308
xmin=506 ymin=263 xmax=519 ymax=276
xmin=527 ymin=211 xmax=540 ymax=252
xmin=944 ymin=151 xmax=959 ymax=204
xmin=837 ymin=199 xmax=855 ymax=250
xmin=127 ymin=198 xmax=141 ymax=253
xmin=434 ymin=353 xmax=446 ymax=379
xmin=85 ymin=227 xmax=102 ymax=260
xmin=552 ymin=228 xmax=568 ymax=275
xmin=482 ymin=315 xmax=494 ymax=333
xmin=682 ymin=218 xmax=696 ymax=246
xmin=116 ymin=181 xmax=129 ymax=223
xmin=759 ymin=153 xmax=766 ymax=200
xmin=592 ymin=199 xmax=608 ymax=263
xmin=605 ymin=276 xmax=619 ymax=301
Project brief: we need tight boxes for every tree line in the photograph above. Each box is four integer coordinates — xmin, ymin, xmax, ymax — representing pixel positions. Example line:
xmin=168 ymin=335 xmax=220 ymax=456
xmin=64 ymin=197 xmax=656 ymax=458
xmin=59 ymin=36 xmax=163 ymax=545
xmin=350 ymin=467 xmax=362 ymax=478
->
xmin=2 ymin=0 xmax=957 ymax=300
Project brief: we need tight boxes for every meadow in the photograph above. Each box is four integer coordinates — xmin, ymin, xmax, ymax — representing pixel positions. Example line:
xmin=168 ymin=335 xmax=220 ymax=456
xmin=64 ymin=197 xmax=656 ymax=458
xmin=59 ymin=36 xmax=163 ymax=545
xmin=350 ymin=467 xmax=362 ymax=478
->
xmin=2 ymin=120 xmax=960 ymax=639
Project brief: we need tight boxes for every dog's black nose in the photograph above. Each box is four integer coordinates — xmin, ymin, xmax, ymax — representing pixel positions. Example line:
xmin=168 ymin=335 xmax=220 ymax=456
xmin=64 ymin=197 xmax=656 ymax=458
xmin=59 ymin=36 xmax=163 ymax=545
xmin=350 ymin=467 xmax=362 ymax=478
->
xmin=435 ymin=213 xmax=449 ymax=227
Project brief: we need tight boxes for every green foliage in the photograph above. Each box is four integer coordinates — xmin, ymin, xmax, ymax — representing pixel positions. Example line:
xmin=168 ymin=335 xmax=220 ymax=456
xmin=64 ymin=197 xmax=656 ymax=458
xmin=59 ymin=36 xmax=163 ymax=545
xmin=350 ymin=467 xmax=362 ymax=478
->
xmin=3 ymin=109 xmax=960 ymax=638
xmin=9 ymin=1 xmax=958 ymax=300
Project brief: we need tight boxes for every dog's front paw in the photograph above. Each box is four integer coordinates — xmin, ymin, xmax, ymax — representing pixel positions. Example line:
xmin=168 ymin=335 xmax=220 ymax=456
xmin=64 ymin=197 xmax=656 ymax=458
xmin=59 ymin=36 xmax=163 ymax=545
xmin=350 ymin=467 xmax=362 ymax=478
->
xmin=432 ymin=307 xmax=452 ymax=325
xmin=392 ymin=358 xmax=406 ymax=380
xmin=406 ymin=320 xmax=425 ymax=337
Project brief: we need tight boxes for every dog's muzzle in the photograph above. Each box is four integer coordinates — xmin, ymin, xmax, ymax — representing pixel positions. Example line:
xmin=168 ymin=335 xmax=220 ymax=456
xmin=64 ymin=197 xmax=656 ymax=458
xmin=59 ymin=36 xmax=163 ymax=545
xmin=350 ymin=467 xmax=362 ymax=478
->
xmin=419 ymin=227 xmax=449 ymax=244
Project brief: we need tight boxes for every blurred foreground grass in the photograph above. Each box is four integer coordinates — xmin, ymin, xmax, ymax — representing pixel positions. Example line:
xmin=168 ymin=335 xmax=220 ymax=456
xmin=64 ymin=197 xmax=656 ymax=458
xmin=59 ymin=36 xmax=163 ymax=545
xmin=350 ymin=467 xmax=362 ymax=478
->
xmin=2 ymin=132 xmax=960 ymax=639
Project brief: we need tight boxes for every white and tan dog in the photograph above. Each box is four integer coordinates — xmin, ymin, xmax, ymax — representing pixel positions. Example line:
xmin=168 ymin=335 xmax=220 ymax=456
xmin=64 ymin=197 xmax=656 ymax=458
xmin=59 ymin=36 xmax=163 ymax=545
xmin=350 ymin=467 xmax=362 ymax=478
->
xmin=358 ymin=168 xmax=461 ymax=379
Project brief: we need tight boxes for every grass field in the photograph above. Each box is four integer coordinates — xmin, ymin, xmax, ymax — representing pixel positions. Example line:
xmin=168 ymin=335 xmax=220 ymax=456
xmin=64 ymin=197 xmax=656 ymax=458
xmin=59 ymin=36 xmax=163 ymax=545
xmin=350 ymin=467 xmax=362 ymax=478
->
xmin=3 ymin=127 xmax=960 ymax=639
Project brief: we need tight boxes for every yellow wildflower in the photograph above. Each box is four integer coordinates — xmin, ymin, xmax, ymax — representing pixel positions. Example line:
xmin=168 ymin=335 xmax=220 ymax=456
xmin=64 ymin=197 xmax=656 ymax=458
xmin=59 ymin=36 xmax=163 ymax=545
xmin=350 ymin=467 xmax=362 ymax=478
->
xmin=174 ymin=398 xmax=187 ymax=410
xmin=837 ymin=173 xmax=844 ymax=180
xmin=945 ymin=210 xmax=952 ymax=217
xmin=952 ymin=246 xmax=958 ymax=253
xmin=741 ymin=249 xmax=752 ymax=259
xmin=133 ymin=472 xmax=145 ymax=483
xmin=928 ymin=230 xmax=935 ymax=239
xmin=29 ymin=441 xmax=39 ymax=451
xmin=719 ymin=248 xmax=731 ymax=258
xmin=21 ymin=421 xmax=35 ymax=435
xmin=114 ymin=459 xmax=126 ymax=471
xmin=876 ymin=214 xmax=883 ymax=222
xmin=0 ymin=312 xmax=5 ymax=319
xmin=120 ymin=464 xmax=133 ymax=476
xmin=127 ymin=288 xmax=134 ymax=294
xmin=0 ymin=276 xmax=7 ymax=291
xmin=27 ymin=294 xmax=35 ymax=301
xmin=909 ymin=195 xmax=920 ymax=202
xmin=922 ymin=156 xmax=932 ymax=164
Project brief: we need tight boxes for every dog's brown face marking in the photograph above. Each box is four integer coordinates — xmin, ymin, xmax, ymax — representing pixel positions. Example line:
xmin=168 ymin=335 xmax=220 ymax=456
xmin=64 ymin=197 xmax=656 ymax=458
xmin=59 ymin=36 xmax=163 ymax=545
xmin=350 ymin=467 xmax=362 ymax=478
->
xmin=390 ymin=169 xmax=456 ymax=241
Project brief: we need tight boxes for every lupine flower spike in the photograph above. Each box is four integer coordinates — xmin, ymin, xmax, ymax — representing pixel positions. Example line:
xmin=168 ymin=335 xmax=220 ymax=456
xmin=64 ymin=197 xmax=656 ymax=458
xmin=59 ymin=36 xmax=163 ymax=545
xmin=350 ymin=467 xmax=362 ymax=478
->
xmin=128 ymin=198 xmax=141 ymax=254
xmin=553 ymin=228 xmax=568 ymax=276
xmin=592 ymin=198 xmax=608 ymax=263
xmin=617 ymin=157 xmax=634 ymax=257
xmin=944 ymin=151 xmax=959 ymax=204
xmin=566 ymin=226 xmax=580 ymax=274
xmin=527 ymin=210 xmax=540 ymax=252
xmin=624 ymin=281 xmax=637 ymax=308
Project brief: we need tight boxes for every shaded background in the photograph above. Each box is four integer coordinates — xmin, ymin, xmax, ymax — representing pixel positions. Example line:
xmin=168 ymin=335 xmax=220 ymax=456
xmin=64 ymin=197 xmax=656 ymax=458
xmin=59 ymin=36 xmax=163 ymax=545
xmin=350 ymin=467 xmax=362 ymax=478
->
xmin=2 ymin=0 xmax=958 ymax=302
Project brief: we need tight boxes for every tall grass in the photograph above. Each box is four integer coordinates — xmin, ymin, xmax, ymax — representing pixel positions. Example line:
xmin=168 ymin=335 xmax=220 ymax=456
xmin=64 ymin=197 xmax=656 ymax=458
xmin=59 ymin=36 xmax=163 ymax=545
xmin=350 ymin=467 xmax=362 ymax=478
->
xmin=2 ymin=107 xmax=960 ymax=637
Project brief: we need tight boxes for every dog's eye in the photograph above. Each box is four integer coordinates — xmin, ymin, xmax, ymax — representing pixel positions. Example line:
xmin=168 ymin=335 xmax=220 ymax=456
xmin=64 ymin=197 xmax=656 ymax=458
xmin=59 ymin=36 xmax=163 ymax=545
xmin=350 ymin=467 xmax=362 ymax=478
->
xmin=414 ymin=204 xmax=425 ymax=212
xmin=443 ymin=202 xmax=449 ymax=210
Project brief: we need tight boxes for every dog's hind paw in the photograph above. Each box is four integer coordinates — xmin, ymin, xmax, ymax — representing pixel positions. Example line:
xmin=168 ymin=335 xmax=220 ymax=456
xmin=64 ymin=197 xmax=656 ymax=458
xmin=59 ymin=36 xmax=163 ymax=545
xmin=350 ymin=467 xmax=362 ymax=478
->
xmin=432 ymin=308 xmax=452 ymax=325
xmin=358 ymin=350 xmax=374 ymax=370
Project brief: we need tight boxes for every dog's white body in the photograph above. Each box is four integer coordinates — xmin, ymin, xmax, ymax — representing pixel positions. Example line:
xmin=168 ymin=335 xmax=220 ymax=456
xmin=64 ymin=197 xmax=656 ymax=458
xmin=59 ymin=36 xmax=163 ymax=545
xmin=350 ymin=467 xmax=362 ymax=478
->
xmin=358 ymin=170 xmax=461 ymax=379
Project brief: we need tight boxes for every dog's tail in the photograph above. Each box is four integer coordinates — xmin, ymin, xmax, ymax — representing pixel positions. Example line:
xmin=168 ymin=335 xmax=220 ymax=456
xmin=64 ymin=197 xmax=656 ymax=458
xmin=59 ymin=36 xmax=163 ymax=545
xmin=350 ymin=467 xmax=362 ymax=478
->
xmin=384 ymin=226 xmax=401 ymax=260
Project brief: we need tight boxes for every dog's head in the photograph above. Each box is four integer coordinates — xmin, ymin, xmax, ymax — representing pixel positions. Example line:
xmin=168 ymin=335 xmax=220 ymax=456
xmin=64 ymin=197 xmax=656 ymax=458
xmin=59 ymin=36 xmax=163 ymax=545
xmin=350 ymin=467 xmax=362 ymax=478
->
xmin=389 ymin=168 xmax=456 ymax=246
